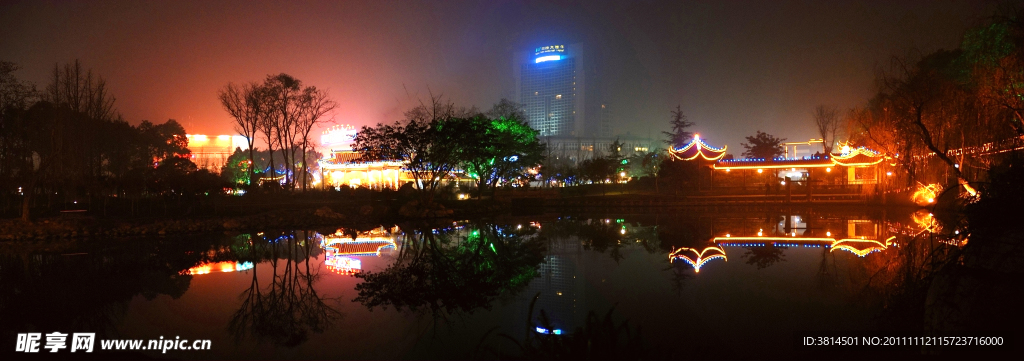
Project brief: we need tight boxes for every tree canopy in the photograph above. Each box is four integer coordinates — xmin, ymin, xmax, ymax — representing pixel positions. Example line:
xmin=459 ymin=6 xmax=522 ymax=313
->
xmin=353 ymin=97 xmax=543 ymax=195
xmin=662 ymin=105 xmax=694 ymax=149
xmin=740 ymin=131 xmax=786 ymax=159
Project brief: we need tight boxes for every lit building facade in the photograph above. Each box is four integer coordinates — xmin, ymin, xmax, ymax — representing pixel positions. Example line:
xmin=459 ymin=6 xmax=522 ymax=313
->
xmin=185 ymin=134 xmax=249 ymax=172
xmin=317 ymin=125 xmax=410 ymax=190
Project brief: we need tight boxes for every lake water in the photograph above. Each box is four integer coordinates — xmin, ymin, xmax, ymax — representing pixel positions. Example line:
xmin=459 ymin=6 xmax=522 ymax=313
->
xmin=1 ymin=206 xmax=1002 ymax=359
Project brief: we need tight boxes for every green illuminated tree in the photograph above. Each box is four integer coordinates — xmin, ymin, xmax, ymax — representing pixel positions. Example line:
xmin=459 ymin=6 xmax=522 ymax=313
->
xmin=463 ymin=112 xmax=544 ymax=197
xmin=353 ymin=223 xmax=544 ymax=315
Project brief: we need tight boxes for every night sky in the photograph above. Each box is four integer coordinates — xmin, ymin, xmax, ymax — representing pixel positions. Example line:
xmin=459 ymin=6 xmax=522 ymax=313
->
xmin=0 ymin=0 xmax=1002 ymax=150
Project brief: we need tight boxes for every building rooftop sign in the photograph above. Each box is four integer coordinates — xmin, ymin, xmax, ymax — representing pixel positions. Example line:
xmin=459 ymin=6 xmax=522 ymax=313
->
xmin=534 ymin=44 xmax=565 ymax=63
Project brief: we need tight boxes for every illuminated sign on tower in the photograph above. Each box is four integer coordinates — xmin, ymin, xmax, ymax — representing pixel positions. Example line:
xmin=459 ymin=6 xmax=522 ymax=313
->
xmin=534 ymin=45 xmax=565 ymax=63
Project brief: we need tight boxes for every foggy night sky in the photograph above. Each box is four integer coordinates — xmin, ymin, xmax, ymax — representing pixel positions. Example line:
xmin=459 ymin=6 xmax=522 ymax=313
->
xmin=0 ymin=0 xmax=1005 ymax=151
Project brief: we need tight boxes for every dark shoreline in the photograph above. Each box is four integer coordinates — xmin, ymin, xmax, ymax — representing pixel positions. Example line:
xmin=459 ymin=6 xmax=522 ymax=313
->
xmin=0 ymin=192 xmax=922 ymax=253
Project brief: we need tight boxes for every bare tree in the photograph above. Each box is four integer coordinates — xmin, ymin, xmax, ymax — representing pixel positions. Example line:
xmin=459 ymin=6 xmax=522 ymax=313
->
xmin=256 ymin=84 xmax=278 ymax=187
xmin=218 ymin=82 xmax=261 ymax=185
xmin=44 ymin=60 xmax=115 ymax=121
xmin=265 ymin=74 xmax=304 ymax=189
xmin=295 ymin=86 xmax=337 ymax=191
xmin=813 ymin=105 xmax=840 ymax=154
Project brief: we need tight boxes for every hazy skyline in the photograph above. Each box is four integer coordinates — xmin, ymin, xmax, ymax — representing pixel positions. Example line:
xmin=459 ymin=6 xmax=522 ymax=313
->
xmin=0 ymin=0 xmax=1005 ymax=151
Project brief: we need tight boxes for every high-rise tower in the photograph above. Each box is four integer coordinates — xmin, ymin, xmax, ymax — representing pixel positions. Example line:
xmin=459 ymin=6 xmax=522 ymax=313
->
xmin=514 ymin=43 xmax=604 ymax=138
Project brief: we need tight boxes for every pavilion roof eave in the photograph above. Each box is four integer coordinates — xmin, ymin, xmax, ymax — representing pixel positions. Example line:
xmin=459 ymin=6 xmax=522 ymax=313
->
xmin=713 ymin=158 xmax=834 ymax=170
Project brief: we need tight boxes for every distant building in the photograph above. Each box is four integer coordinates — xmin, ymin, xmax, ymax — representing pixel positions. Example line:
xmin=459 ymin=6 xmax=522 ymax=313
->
xmin=542 ymin=134 xmax=660 ymax=164
xmin=514 ymin=44 xmax=656 ymax=163
xmin=185 ymin=134 xmax=248 ymax=173
xmin=514 ymin=43 xmax=607 ymax=138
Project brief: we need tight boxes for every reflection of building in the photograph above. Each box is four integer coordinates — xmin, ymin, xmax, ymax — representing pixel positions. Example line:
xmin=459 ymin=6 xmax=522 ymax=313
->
xmin=185 ymin=134 xmax=249 ymax=172
xmin=317 ymin=125 xmax=409 ymax=190
xmin=320 ymin=227 xmax=397 ymax=276
xmin=710 ymin=216 xmax=894 ymax=258
xmin=520 ymin=234 xmax=585 ymax=335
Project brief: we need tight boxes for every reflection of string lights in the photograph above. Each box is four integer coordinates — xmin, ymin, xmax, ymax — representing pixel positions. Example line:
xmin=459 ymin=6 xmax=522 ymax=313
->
xmin=535 ymin=327 xmax=563 ymax=335
xmin=320 ymin=227 xmax=396 ymax=276
xmin=911 ymin=210 xmax=940 ymax=234
xmin=912 ymin=183 xmax=941 ymax=205
xmin=828 ymin=237 xmax=894 ymax=257
xmin=669 ymin=246 xmax=727 ymax=273
xmin=321 ymin=228 xmax=397 ymax=256
xmin=325 ymin=256 xmax=362 ymax=275
xmin=187 ymin=261 xmax=254 ymax=275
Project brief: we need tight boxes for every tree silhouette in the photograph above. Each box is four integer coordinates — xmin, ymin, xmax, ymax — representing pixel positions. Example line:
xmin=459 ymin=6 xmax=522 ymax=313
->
xmin=228 ymin=231 xmax=341 ymax=347
xmin=741 ymin=131 xmax=786 ymax=159
xmin=742 ymin=244 xmax=787 ymax=270
xmin=353 ymin=223 xmax=544 ymax=317
xmin=662 ymin=105 xmax=694 ymax=149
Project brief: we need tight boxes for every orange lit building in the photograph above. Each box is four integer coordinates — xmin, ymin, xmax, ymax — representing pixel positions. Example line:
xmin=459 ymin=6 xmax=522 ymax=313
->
xmin=185 ymin=134 xmax=249 ymax=172
xmin=710 ymin=144 xmax=889 ymax=192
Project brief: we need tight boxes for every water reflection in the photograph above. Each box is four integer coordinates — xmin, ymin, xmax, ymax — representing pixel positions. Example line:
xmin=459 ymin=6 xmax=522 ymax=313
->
xmin=1 ymin=206 xmax=1003 ymax=358
xmin=320 ymin=227 xmax=398 ymax=275
xmin=669 ymin=213 xmax=908 ymax=273
xmin=228 ymin=231 xmax=341 ymax=347
xmin=668 ymin=246 xmax=727 ymax=272
xmin=0 ymin=235 xmax=235 ymax=341
xmin=352 ymin=222 xmax=546 ymax=316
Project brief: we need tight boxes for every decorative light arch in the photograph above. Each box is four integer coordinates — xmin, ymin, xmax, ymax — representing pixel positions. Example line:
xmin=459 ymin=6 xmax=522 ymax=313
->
xmin=831 ymin=147 xmax=885 ymax=167
xmin=668 ymin=134 xmax=727 ymax=161
xmin=828 ymin=236 xmax=894 ymax=257
xmin=669 ymin=246 xmax=727 ymax=272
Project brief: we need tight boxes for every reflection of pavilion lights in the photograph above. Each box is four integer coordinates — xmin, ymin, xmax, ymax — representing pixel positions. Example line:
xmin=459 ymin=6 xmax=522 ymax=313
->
xmin=669 ymin=246 xmax=727 ymax=273
xmin=325 ymin=256 xmax=361 ymax=275
xmin=321 ymin=229 xmax=397 ymax=257
xmin=187 ymin=261 xmax=254 ymax=275
xmin=828 ymin=237 xmax=894 ymax=257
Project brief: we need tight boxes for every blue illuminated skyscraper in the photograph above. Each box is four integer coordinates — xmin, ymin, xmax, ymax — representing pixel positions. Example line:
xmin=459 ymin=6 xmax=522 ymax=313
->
xmin=514 ymin=43 xmax=605 ymax=138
